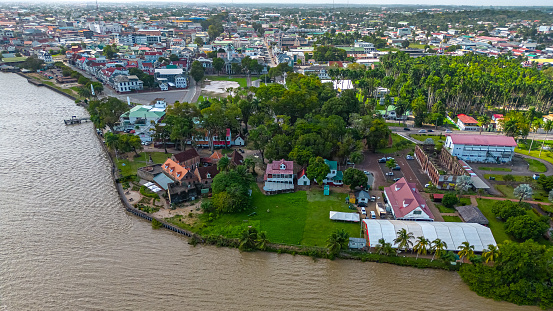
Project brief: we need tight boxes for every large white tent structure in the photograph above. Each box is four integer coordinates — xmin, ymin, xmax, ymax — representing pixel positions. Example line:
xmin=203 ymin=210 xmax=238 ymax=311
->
xmin=363 ymin=219 xmax=496 ymax=252
xmin=329 ymin=211 xmax=360 ymax=222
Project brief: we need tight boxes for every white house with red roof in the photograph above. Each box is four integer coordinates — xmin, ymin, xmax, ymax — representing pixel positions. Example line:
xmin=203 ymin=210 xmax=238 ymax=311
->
xmin=384 ymin=178 xmax=434 ymax=221
xmin=297 ymin=168 xmax=310 ymax=186
xmin=444 ymin=134 xmax=517 ymax=163
xmin=264 ymin=159 xmax=295 ymax=193
xmin=456 ymin=114 xmax=480 ymax=131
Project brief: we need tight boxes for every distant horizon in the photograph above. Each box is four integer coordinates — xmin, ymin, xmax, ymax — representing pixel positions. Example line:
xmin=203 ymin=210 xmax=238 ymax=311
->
xmin=2 ymin=1 xmax=553 ymax=8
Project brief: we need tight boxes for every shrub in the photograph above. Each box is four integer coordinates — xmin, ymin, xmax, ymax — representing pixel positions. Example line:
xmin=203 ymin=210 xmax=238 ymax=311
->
xmin=151 ymin=219 xmax=163 ymax=229
xmin=442 ymin=193 xmax=459 ymax=209
xmin=491 ymin=200 xmax=527 ymax=221
xmin=505 ymin=215 xmax=549 ymax=241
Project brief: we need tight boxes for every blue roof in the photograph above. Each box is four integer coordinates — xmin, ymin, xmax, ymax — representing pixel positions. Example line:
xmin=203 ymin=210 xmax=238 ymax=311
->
xmin=153 ymin=173 xmax=174 ymax=190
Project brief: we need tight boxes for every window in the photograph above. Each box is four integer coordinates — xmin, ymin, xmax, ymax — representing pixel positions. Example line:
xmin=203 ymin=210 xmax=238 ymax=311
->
xmin=280 ymin=163 xmax=286 ymax=170
xmin=413 ymin=210 xmax=422 ymax=215
xmin=207 ymin=173 xmax=211 ymax=178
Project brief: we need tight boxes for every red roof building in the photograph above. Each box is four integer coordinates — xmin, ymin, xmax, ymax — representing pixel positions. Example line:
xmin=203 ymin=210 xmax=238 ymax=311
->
xmin=384 ymin=178 xmax=434 ymax=221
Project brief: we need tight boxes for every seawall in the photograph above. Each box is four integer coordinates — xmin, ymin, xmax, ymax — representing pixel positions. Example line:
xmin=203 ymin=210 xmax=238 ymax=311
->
xmin=16 ymin=72 xmax=78 ymax=101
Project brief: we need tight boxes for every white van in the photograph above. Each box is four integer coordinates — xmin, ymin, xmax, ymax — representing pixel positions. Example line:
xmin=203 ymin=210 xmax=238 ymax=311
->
xmin=370 ymin=211 xmax=376 ymax=219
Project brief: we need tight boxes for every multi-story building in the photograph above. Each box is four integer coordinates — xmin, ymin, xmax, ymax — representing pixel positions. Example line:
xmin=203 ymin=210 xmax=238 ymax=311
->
xmin=113 ymin=75 xmax=143 ymax=93
xmin=444 ymin=134 xmax=517 ymax=163
xmin=263 ymin=159 xmax=295 ymax=194
xmin=154 ymin=68 xmax=187 ymax=88
xmin=456 ymin=114 xmax=480 ymax=131
xmin=384 ymin=177 xmax=434 ymax=221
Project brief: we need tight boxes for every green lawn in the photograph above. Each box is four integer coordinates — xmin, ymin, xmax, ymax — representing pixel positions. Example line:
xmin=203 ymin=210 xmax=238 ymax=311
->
xmin=115 ymin=151 xmax=171 ymax=177
xmin=515 ymin=139 xmax=553 ymax=166
xmin=376 ymin=133 xmax=415 ymax=154
xmin=484 ymin=174 xmax=526 ymax=182
xmin=525 ymin=158 xmax=547 ymax=173
xmin=410 ymin=134 xmax=445 ymax=150
xmin=475 ymin=199 xmax=512 ymax=244
xmin=436 ymin=204 xmax=456 ymax=213
xmin=495 ymin=184 xmax=548 ymax=202
xmin=1 ymin=56 xmax=27 ymax=63
xmin=458 ymin=197 xmax=472 ymax=206
xmin=478 ymin=167 xmax=512 ymax=172
xmin=169 ymin=187 xmax=361 ymax=247
xmin=443 ymin=215 xmax=463 ymax=222
xmin=205 ymin=76 xmax=248 ymax=88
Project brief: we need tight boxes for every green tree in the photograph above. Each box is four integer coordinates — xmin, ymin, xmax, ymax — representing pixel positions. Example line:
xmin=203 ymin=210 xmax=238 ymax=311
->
xmin=306 ymin=156 xmax=330 ymax=185
xmin=458 ymin=241 xmax=475 ymax=262
xmin=430 ymin=238 xmax=447 ymax=261
xmin=401 ymin=40 xmax=410 ymax=48
xmin=343 ymin=168 xmax=368 ymax=190
xmin=505 ymin=215 xmax=549 ymax=241
xmin=213 ymin=57 xmax=225 ymax=75
xmin=385 ymin=158 xmax=397 ymax=173
xmin=87 ymin=97 xmax=128 ymax=132
xmin=190 ymin=60 xmax=205 ymax=84
xmin=326 ymin=228 xmax=349 ymax=256
xmin=257 ymin=231 xmax=269 ymax=250
xmin=194 ymin=37 xmax=204 ymax=47
xmin=169 ymin=54 xmax=179 ymax=61
xmin=442 ymin=193 xmax=459 ymax=209
xmin=249 ymin=125 xmax=271 ymax=163
xmin=393 ymin=228 xmax=414 ymax=252
xmin=239 ymin=227 xmax=258 ymax=251
xmin=217 ymin=156 xmax=231 ymax=172
xmin=413 ymin=236 xmax=430 ymax=259
xmin=482 ymin=244 xmax=500 ymax=263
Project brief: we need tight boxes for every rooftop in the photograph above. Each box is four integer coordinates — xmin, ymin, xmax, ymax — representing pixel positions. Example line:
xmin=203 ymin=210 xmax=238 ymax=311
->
xmin=448 ymin=134 xmax=517 ymax=147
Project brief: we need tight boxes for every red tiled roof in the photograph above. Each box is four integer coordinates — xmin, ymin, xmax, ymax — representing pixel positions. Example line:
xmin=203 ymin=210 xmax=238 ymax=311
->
xmin=265 ymin=159 xmax=294 ymax=175
xmin=162 ymin=158 xmax=189 ymax=181
xmin=457 ymin=114 xmax=478 ymax=124
xmin=384 ymin=178 xmax=434 ymax=220
xmin=448 ymin=134 xmax=517 ymax=147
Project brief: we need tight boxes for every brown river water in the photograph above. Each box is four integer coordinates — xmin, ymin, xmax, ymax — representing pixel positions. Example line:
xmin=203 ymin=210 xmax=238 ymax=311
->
xmin=0 ymin=73 xmax=536 ymax=310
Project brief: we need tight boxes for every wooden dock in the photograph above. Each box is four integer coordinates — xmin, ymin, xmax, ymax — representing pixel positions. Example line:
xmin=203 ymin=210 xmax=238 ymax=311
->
xmin=64 ymin=116 xmax=91 ymax=125
xmin=27 ymin=79 xmax=44 ymax=86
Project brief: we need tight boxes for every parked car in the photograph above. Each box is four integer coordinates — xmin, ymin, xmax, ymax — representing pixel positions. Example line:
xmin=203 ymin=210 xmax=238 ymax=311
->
xmin=393 ymin=178 xmax=401 ymax=182
xmin=363 ymin=170 xmax=370 ymax=175
xmin=403 ymin=127 xmax=411 ymax=131
xmin=406 ymin=155 xmax=414 ymax=160
xmin=378 ymin=158 xmax=387 ymax=163
xmin=392 ymin=165 xmax=401 ymax=170
xmin=370 ymin=196 xmax=376 ymax=202
xmin=386 ymin=172 xmax=394 ymax=176
xmin=424 ymin=183 xmax=431 ymax=188
xmin=386 ymin=157 xmax=394 ymax=160
xmin=359 ymin=202 xmax=367 ymax=207
xmin=445 ymin=129 xmax=453 ymax=133
xmin=418 ymin=129 xmax=427 ymax=133
xmin=533 ymin=174 xmax=540 ymax=180
xmin=239 ymin=148 xmax=245 ymax=153
xmin=370 ymin=211 xmax=376 ymax=219
xmin=361 ymin=207 xmax=367 ymax=215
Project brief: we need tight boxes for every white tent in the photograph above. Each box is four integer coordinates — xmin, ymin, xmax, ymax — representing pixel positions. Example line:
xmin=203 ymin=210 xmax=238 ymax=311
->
xmin=363 ymin=219 xmax=496 ymax=252
xmin=329 ymin=211 xmax=360 ymax=222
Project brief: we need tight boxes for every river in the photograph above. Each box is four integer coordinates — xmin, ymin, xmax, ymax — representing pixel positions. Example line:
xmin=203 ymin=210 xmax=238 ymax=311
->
xmin=0 ymin=73 xmax=536 ymax=310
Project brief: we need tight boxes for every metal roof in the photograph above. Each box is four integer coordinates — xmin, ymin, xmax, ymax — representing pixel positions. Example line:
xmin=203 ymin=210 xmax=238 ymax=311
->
xmin=363 ymin=219 xmax=496 ymax=252
xmin=329 ymin=211 xmax=360 ymax=222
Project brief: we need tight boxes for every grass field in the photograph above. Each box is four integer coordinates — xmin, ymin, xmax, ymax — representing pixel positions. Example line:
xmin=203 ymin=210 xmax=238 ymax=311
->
xmin=436 ymin=204 xmax=456 ymax=213
xmin=494 ymin=184 xmax=548 ymax=201
xmin=525 ymin=158 xmax=547 ymax=173
xmin=168 ymin=187 xmax=361 ymax=247
xmin=1 ymin=56 xmax=27 ymax=63
xmin=484 ymin=174 xmax=526 ymax=182
xmin=478 ymin=167 xmax=512 ymax=172
xmin=443 ymin=216 xmax=463 ymax=222
xmin=205 ymin=76 xmax=248 ymax=88
xmin=410 ymin=134 xmax=446 ymax=150
xmin=515 ymin=139 xmax=553 ymax=166
xmin=115 ymin=151 xmax=171 ymax=177
xmin=376 ymin=133 xmax=415 ymax=154
xmin=475 ymin=199 xmax=512 ymax=244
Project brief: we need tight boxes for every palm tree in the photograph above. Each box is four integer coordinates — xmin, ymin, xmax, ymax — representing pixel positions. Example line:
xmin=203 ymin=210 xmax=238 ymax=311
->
xmin=327 ymin=229 xmax=349 ymax=256
xmin=239 ymin=227 xmax=258 ymax=251
xmin=374 ymin=238 xmax=386 ymax=255
xmin=482 ymin=244 xmax=500 ymax=263
xmin=393 ymin=228 xmax=414 ymax=252
xmin=374 ymin=238 xmax=396 ymax=256
xmin=539 ymin=120 xmax=553 ymax=157
xmin=528 ymin=119 xmax=542 ymax=153
xmin=217 ymin=156 xmax=231 ymax=172
xmin=413 ymin=236 xmax=430 ymax=259
xmin=243 ymin=157 xmax=255 ymax=174
xmin=257 ymin=231 xmax=269 ymax=250
xmin=458 ymin=241 xmax=475 ymax=262
xmin=430 ymin=238 xmax=448 ymax=261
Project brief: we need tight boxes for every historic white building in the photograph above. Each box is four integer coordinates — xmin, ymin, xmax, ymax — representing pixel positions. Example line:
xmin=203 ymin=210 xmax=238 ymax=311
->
xmin=114 ymin=75 xmax=143 ymax=93
xmin=444 ymin=134 xmax=517 ymax=163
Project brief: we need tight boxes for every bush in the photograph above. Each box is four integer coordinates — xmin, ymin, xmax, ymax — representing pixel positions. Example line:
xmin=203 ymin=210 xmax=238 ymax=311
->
xmin=505 ymin=215 xmax=549 ymax=241
xmin=140 ymin=185 xmax=160 ymax=199
xmin=491 ymin=200 xmax=527 ymax=221
xmin=442 ymin=193 xmax=459 ymax=209
xmin=151 ymin=219 xmax=163 ymax=229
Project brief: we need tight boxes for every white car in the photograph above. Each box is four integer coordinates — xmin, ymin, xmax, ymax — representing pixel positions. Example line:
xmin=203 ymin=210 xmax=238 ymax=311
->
xmin=363 ymin=170 xmax=370 ymax=175
xmin=361 ymin=207 xmax=367 ymax=215
xmin=406 ymin=155 xmax=414 ymax=160
xmin=418 ymin=129 xmax=427 ymax=133
xmin=424 ymin=183 xmax=431 ymax=188
xmin=386 ymin=172 xmax=394 ymax=176
xmin=445 ymin=130 xmax=453 ymax=133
